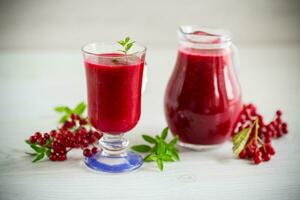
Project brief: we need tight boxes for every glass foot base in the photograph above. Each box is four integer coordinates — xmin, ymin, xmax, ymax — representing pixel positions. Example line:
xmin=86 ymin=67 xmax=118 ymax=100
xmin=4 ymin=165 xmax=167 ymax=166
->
xmin=178 ymin=141 xmax=223 ymax=151
xmin=84 ymin=151 xmax=143 ymax=173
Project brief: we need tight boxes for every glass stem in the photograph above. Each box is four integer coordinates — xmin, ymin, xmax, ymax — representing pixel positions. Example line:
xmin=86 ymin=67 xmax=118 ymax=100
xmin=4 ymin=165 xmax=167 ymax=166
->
xmin=99 ymin=133 xmax=129 ymax=156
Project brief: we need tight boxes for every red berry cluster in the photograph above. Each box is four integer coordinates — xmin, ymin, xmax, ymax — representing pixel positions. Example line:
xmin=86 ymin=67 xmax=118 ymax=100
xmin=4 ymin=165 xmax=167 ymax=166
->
xmin=233 ymin=104 xmax=288 ymax=164
xmin=27 ymin=114 xmax=102 ymax=162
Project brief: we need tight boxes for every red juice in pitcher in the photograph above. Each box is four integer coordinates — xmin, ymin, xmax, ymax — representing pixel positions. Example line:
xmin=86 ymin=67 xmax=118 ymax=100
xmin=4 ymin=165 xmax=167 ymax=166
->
xmin=164 ymin=26 xmax=242 ymax=148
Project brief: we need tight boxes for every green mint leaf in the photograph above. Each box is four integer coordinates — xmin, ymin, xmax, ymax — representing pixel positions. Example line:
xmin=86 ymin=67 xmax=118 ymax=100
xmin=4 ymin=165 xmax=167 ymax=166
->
xmin=156 ymin=159 xmax=164 ymax=171
xmin=117 ymin=37 xmax=135 ymax=54
xmin=25 ymin=140 xmax=31 ymax=145
xmin=157 ymin=142 xmax=166 ymax=155
xmin=169 ymin=135 xmax=178 ymax=147
xmin=161 ymin=154 xmax=174 ymax=162
xmin=125 ymin=37 xmax=130 ymax=43
xmin=161 ymin=127 xmax=169 ymax=140
xmin=59 ymin=115 xmax=70 ymax=123
xmin=131 ymin=145 xmax=151 ymax=153
xmin=32 ymin=152 xmax=45 ymax=163
xmin=144 ymin=153 xmax=158 ymax=162
xmin=54 ymin=106 xmax=72 ymax=114
xmin=151 ymin=144 xmax=158 ymax=152
xmin=232 ymin=127 xmax=252 ymax=155
xmin=73 ymin=102 xmax=86 ymax=115
xmin=169 ymin=148 xmax=180 ymax=161
xmin=30 ymin=144 xmax=44 ymax=153
xmin=142 ymin=135 xmax=157 ymax=144
xmin=118 ymin=41 xmax=125 ymax=46
xmin=125 ymin=42 xmax=135 ymax=52
xmin=54 ymin=106 xmax=67 ymax=113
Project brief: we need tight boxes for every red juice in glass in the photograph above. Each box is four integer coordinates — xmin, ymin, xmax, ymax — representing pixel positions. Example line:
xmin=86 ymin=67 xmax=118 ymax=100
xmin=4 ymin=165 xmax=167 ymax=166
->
xmin=82 ymin=42 xmax=146 ymax=173
xmin=164 ymin=26 xmax=242 ymax=148
xmin=84 ymin=54 xmax=144 ymax=134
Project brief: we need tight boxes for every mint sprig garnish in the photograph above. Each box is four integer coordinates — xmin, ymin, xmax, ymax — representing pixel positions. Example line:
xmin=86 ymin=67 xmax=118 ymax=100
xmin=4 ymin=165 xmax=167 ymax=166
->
xmin=54 ymin=102 xmax=86 ymax=123
xmin=117 ymin=37 xmax=135 ymax=54
xmin=131 ymin=127 xmax=180 ymax=171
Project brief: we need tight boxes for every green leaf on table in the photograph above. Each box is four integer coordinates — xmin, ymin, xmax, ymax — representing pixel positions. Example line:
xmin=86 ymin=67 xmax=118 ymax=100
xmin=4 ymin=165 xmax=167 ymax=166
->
xmin=169 ymin=135 xmax=178 ymax=147
xmin=161 ymin=127 xmax=168 ymax=140
xmin=131 ymin=145 xmax=151 ymax=153
xmin=144 ymin=153 xmax=158 ymax=162
xmin=157 ymin=141 xmax=166 ymax=155
xmin=30 ymin=144 xmax=45 ymax=153
xmin=133 ymin=127 xmax=180 ymax=171
xmin=142 ymin=135 xmax=157 ymax=144
xmin=32 ymin=152 xmax=45 ymax=163
xmin=161 ymin=154 xmax=174 ymax=162
xmin=156 ymin=159 xmax=164 ymax=171
xmin=169 ymin=148 xmax=180 ymax=161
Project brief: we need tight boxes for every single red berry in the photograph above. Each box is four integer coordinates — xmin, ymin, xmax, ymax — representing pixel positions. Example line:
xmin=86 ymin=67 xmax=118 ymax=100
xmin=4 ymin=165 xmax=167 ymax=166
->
xmin=81 ymin=140 xmax=89 ymax=148
xmin=276 ymin=110 xmax=282 ymax=117
xmin=253 ymin=154 xmax=262 ymax=164
xmin=94 ymin=131 xmax=102 ymax=139
xmin=70 ymin=113 xmax=77 ymax=120
xmin=259 ymin=146 xmax=266 ymax=155
xmin=80 ymin=119 xmax=88 ymax=125
xmin=83 ymin=149 xmax=92 ymax=157
xmin=265 ymin=143 xmax=276 ymax=155
xmin=78 ymin=127 xmax=87 ymax=135
xmin=254 ymin=150 xmax=262 ymax=158
xmin=49 ymin=153 xmax=57 ymax=161
xmin=69 ymin=121 xmax=76 ymax=128
xmin=44 ymin=133 xmax=50 ymax=140
xmin=34 ymin=132 xmax=42 ymax=138
xmin=91 ymin=147 xmax=98 ymax=154
xmin=239 ymin=149 xmax=247 ymax=159
xmin=281 ymin=123 xmax=288 ymax=134
xmin=262 ymin=153 xmax=271 ymax=161
xmin=58 ymin=154 xmax=67 ymax=161
xmin=50 ymin=130 xmax=58 ymax=137
xmin=275 ymin=117 xmax=282 ymax=124
xmin=246 ymin=147 xmax=255 ymax=158
xmin=264 ymin=136 xmax=271 ymax=143
xmin=52 ymin=141 xmax=62 ymax=152
xmin=37 ymin=138 xmax=46 ymax=146
xmin=29 ymin=135 xmax=37 ymax=143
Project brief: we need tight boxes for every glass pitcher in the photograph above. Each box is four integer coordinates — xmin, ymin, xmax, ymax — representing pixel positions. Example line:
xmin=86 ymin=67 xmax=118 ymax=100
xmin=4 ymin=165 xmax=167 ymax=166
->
xmin=164 ymin=26 xmax=242 ymax=150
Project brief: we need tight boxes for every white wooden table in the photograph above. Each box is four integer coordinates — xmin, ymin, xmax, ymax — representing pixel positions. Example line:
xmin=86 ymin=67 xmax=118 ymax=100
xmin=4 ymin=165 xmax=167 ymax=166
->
xmin=0 ymin=45 xmax=299 ymax=200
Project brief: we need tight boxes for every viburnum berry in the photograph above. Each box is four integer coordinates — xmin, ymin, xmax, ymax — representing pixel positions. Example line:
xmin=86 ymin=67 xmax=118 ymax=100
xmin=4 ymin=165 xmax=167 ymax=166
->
xmin=83 ymin=148 xmax=92 ymax=157
xmin=49 ymin=153 xmax=58 ymax=161
xmin=29 ymin=135 xmax=37 ymax=144
xmin=91 ymin=147 xmax=98 ymax=154
xmin=253 ymin=154 xmax=262 ymax=164
xmin=37 ymin=138 xmax=46 ymax=146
